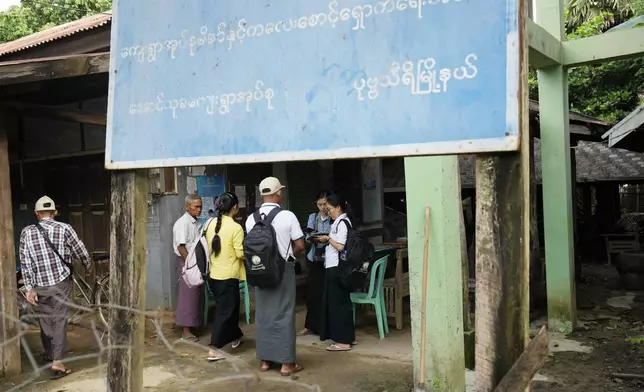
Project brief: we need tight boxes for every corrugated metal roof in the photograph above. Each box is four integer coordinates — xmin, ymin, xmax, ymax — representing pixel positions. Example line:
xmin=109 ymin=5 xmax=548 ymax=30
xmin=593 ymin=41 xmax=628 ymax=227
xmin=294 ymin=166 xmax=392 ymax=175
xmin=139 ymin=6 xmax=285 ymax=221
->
xmin=0 ymin=11 xmax=112 ymax=57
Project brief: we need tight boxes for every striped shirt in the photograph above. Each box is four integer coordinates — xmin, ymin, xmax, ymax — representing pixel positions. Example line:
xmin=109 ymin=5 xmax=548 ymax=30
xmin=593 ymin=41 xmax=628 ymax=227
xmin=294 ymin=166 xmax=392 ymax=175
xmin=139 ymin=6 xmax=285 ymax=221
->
xmin=19 ymin=218 xmax=90 ymax=291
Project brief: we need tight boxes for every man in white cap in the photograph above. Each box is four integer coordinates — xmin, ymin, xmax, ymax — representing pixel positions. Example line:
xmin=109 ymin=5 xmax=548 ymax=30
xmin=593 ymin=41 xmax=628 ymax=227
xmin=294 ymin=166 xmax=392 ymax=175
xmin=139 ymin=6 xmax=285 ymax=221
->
xmin=19 ymin=196 xmax=90 ymax=380
xmin=245 ymin=177 xmax=305 ymax=375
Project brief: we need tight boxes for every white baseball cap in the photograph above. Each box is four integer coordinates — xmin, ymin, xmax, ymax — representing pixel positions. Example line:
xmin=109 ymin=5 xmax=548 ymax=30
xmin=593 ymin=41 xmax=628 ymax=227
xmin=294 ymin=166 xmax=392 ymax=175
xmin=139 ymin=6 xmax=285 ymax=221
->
xmin=35 ymin=196 xmax=56 ymax=212
xmin=259 ymin=177 xmax=286 ymax=196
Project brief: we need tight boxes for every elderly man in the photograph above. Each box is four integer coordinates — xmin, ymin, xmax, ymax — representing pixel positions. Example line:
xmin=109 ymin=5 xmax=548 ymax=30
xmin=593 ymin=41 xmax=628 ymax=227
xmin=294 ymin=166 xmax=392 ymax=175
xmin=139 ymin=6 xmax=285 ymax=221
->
xmin=172 ymin=194 xmax=204 ymax=341
xmin=20 ymin=196 xmax=90 ymax=380
xmin=245 ymin=177 xmax=306 ymax=376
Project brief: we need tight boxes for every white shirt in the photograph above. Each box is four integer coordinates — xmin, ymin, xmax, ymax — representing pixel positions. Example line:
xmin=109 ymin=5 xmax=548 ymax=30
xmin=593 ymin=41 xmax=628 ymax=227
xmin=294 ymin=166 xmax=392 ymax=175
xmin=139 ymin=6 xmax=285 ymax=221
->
xmin=172 ymin=212 xmax=200 ymax=257
xmin=245 ymin=203 xmax=304 ymax=260
xmin=325 ymin=213 xmax=349 ymax=269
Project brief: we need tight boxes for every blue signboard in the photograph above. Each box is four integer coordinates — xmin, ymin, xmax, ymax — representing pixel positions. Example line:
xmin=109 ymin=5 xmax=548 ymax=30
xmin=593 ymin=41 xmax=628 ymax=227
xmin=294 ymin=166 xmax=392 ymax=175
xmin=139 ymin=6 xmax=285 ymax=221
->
xmin=106 ymin=0 xmax=522 ymax=169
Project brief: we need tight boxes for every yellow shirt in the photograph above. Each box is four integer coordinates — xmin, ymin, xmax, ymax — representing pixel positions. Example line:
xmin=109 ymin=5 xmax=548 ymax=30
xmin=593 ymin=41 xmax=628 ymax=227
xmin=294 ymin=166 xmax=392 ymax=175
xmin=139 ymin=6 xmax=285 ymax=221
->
xmin=205 ymin=215 xmax=246 ymax=281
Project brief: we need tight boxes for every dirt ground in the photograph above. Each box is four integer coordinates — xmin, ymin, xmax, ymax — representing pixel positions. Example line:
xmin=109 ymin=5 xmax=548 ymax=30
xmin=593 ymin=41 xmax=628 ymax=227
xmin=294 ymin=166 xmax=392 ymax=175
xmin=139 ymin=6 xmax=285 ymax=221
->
xmin=531 ymin=264 xmax=644 ymax=392
xmin=1 ymin=307 xmax=416 ymax=392
xmin=3 ymin=264 xmax=644 ymax=392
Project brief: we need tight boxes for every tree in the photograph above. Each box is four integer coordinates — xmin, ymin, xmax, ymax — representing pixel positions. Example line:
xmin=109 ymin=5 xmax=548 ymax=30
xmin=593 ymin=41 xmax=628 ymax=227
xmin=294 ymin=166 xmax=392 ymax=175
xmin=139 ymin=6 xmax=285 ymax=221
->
xmin=0 ymin=6 xmax=35 ymax=42
xmin=530 ymin=13 xmax=644 ymax=123
xmin=566 ymin=0 xmax=634 ymax=30
xmin=0 ymin=0 xmax=111 ymax=43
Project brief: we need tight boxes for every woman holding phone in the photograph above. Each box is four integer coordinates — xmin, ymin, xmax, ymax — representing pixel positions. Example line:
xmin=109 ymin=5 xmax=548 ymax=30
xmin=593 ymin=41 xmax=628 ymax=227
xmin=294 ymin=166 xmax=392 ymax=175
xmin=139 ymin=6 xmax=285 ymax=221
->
xmin=317 ymin=192 xmax=356 ymax=352
xmin=297 ymin=191 xmax=332 ymax=337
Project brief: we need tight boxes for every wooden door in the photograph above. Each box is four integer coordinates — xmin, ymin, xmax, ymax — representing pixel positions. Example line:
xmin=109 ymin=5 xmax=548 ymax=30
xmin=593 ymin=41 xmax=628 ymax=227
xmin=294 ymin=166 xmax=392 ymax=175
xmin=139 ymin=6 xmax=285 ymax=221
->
xmin=227 ymin=163 xmax=273 ymax=228
xmin=38 ymin=155 xmax=110 ymax=283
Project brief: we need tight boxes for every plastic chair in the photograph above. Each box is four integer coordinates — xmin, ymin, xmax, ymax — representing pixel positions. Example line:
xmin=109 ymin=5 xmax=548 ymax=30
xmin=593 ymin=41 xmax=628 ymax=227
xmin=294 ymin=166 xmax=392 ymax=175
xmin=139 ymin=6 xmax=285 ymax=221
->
xmin=203 ymin=280 xmax=251 ymax=328
xmin=350 ymin=255 xmax=390 ymax=340
xmin=239 ymin=281 xmax=251 ymax=325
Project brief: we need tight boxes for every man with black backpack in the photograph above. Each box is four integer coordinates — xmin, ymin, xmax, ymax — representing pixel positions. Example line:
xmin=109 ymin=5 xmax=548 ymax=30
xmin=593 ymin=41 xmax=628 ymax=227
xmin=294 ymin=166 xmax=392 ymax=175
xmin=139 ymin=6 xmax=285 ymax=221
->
xmin=244 ymin=177 xmax=305 ymax=376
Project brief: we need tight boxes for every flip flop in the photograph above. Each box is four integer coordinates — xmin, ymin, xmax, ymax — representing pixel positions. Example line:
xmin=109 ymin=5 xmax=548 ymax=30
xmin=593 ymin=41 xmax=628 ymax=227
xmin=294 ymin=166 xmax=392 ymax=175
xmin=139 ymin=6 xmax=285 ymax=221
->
xmin=280 ymin=364 xmax=304 ymax=377
xmin=206 ymin=347 xmax=226 ymax=362
xmin=326 ymin=344 xmax=351 ymax=352
xmin=297 ymin=329 xmax=311 ymax=337
xmin=180 ymin=335 xmax=199 ymax=342
xmin=259 ymin=361 xmax=273 ymax=372
xmin=50 ymin=368 xmax=72 ymax=380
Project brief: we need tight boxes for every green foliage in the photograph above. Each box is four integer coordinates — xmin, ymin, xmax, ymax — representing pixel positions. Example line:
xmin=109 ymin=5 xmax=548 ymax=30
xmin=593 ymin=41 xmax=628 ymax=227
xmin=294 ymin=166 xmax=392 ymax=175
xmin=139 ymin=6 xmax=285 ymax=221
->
xmin=626 ymin=336 xmax=644 ymax=344
xmin=529 ymin=13 xmax=644 ymax=123
xmin=566 ymin=0 xmax=634 ymax=30
xmin=0 ymin=6 xmax=34 ymax=42
xmin=0 ymin=0 xmax=111 ymax=43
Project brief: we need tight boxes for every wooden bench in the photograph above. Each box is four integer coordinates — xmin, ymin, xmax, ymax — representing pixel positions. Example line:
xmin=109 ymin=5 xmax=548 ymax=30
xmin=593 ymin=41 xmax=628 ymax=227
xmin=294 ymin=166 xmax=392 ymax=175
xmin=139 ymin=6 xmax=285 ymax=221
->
xmin=602 ymin=234 xmax=640 ymax=265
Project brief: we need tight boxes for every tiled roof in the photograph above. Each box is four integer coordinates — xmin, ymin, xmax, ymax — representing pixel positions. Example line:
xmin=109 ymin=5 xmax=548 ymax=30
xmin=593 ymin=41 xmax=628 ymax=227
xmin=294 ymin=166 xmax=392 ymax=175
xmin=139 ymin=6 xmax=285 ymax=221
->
xmin=383 ymin=140 xmax=644 ymax=189
xmin=0 ymin=12 xmax=111 ymax=57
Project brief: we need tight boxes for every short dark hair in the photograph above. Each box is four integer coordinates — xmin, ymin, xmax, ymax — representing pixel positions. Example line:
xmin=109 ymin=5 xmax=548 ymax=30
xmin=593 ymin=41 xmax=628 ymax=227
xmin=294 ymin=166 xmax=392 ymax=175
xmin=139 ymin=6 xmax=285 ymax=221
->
xmin=316 ymin=191 xmax=332 ymax=201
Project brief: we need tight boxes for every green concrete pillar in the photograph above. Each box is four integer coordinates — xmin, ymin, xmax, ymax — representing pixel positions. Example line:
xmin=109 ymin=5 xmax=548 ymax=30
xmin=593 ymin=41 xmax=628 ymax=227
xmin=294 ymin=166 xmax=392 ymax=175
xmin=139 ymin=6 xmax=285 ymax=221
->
xmin=538 ymin=66 xmax=577 ymax=333
xmin=405 ymin=155 xmax=465 ymax=391
xmin=535 ymin=0 xmax=577 ymax=333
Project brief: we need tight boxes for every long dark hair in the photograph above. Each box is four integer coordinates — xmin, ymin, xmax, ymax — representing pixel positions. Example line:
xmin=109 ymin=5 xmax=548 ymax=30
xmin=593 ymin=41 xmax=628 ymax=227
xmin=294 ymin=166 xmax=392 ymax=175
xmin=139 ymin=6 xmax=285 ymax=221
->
xmin=326 ymin=192 xmax=355 ymax=222
xmin=212 ymin=192 xmax=239 ymax=257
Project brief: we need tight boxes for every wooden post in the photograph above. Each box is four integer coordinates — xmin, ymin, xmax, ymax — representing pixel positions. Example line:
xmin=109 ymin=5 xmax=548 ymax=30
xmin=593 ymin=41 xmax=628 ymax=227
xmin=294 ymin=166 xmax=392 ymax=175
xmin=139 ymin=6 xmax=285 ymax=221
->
xmin=475 ymin=0 xmax=530 ymax=387
xmin=474 ymin=153 xmax=530 ymax=390
xmin=0 ymin=109 xmax=20 ymax=377
xmin=492 ymin=326 xmax=550 ymax=392
xmin=107 ymin=170 xmax=148 ymax=392
xmin=405 ymin=155 xmax=465 ymax=391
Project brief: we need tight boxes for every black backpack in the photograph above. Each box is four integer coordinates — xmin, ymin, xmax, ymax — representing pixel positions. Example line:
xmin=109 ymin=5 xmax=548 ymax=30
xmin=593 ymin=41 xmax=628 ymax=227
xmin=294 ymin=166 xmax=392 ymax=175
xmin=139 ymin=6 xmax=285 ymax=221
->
xmin=243 ymin=208 xmax=285 ymax=288
xmin=338 ymin=219 xmax=375 ymax=291
xmin=192 ymin=218 xmax=215 ymax=276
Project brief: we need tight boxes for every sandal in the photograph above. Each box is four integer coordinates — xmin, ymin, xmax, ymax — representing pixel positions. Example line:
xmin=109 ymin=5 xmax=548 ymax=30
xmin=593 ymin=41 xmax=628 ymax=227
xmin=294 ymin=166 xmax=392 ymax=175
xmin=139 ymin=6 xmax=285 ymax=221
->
xmin=297 ymin=328 xmax=311 ymax=337
xmin=259 ymin=361 xmax=273 ymax=372
xmin=326 ymin=343 xmax=351 ymax=352
xmin=232 ymin=335 xmax=244 ymax=349
xmin=280 ymin=364 xmax=304 ymax=377
xmin=180 ymin=335 xmax=199 ymax=342
xmin=206 ymin=352 xmax=225 ymax=362
xmin=50 ymin=368 xmax=72 ymax=380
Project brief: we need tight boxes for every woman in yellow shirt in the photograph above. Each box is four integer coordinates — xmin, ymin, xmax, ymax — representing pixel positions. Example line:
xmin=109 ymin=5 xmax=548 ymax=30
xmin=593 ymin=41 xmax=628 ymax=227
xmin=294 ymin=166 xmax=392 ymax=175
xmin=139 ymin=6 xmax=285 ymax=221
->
xmin=205 ymin=192 xmax=246 ymax=361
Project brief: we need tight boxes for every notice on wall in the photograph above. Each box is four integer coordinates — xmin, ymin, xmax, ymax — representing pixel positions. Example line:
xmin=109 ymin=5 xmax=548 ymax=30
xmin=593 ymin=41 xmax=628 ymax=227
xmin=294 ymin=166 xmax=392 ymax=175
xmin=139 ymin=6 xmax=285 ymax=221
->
xmin=235 ymin=185 xmax=247 ymax=208
xmin=202 ymin=197 xmax=215 ymax=219
xmin=195 ymin=175 xmax=225 ymax=223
